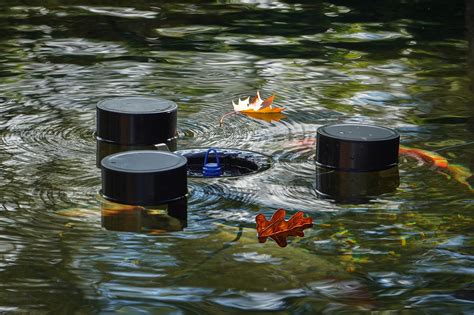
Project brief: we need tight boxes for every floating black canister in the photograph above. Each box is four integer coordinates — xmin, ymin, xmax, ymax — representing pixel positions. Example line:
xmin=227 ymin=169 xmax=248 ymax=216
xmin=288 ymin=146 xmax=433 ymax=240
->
xmin=316 ymin=124 xmax=400 ymax=171
xmin=101 ymin=150 xmax=187 ymax=206
xmin=96 ymin=97 xmax=178 ymax=167
xmin=315 ymin=124 xmax=400 ymax=202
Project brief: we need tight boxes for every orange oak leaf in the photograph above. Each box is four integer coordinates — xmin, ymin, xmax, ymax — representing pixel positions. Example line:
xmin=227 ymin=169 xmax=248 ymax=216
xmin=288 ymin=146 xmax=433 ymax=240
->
xmin=255 ymin=209 xmax=313 ymax=247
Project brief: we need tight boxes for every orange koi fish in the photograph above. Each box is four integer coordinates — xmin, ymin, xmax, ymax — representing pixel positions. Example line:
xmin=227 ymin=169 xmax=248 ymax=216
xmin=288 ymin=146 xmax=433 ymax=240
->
xmin=399 ymin=146 xmax=448 ymax=168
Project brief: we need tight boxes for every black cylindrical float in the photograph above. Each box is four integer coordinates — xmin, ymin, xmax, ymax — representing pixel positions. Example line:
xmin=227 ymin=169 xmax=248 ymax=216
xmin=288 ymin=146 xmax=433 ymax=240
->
xmin=97 ymin=97 xmax=177 ymax=145
xmin=101 ymin=150 xmax=187 ymax=206
xmin=96 ymin=97 xmax=178 ymax=166
xmin=316 ymin=124 xmax=399 ymax=172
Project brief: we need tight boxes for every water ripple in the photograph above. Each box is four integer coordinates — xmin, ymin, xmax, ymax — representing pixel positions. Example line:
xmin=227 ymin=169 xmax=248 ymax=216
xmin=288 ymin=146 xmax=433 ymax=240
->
xmin=2 ymin=111 xmax=94 ymax=162
xmin=75 ymin=6 xmax=159 ymax=19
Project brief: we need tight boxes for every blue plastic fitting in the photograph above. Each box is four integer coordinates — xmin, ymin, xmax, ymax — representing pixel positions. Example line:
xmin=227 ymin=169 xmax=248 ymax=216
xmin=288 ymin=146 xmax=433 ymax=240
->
xmin=202 ymin=148 xmax=222 ymax=177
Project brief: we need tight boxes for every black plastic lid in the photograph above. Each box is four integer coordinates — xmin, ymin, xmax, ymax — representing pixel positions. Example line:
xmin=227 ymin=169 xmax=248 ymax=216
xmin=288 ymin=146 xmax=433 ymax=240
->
xmin=97 ymin=97 xmax=178 ymax=145
xmin=95 ymin=137 xmax=178 ymax=168
xmin=101 ymin=150 xmax=187 ymax=206
xmin=316 ymin=124 xmax=399 ymax=172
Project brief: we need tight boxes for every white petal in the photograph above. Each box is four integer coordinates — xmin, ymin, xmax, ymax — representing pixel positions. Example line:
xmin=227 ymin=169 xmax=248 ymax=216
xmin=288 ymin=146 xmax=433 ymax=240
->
xmin=238 ymin=97 xmax=250 ymax=107
xmin=233 ymin=99 xmax=248 ymax=111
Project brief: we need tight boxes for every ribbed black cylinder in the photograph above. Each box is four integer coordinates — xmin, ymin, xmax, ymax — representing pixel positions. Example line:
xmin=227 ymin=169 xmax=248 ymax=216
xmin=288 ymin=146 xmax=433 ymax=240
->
xmin=101 ymin=150 xmax=187 ymax=206
xmin=97 ymin=97 xmax=177 ymax=145
xmin=316 ymin=124 xmax=399 ymax=172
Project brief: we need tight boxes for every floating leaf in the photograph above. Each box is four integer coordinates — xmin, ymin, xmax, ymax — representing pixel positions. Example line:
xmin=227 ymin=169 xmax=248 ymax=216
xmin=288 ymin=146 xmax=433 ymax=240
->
xmin=243 ymin=112 xmax=286 ymax=123
xmin=240 ymin=106 xmax=284 ymax=114
xmin=220 ymin=91 xmax=285 ymax=126
xmin=260 ymin=94 xmax=275 ymax=109
xmin=255 ymin=209 xmax=313 ymax=247
xmin=232 ymin=91 xmax=284 ymax=113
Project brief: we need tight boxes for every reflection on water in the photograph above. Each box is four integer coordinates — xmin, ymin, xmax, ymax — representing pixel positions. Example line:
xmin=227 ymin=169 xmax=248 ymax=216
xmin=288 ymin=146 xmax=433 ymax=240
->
xmin=316 ymin=166 xmax=400 ymax=203
xmin=0 ymin=0 xmax=473 ymax=313
xmin=101 ymin=197 xmax=187 ymax=233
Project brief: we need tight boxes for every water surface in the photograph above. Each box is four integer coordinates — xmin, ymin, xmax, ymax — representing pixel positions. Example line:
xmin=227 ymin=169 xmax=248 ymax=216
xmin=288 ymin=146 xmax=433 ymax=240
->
xmin=0 ymin=0 xmax=473 ymax=313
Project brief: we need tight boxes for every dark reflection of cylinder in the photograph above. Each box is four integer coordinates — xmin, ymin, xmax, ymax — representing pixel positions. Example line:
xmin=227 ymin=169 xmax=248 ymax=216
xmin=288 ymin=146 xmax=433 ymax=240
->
xmin=96 ymin=138 xmax=177 ymax=168
xmin=101 ymin=197 xmax=187 ymax=233
xmin=316 ymin=166 xmax=400 ymax=203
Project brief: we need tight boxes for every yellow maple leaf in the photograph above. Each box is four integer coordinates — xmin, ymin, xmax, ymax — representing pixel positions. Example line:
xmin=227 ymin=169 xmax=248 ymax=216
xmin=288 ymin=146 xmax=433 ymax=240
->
xmin=232 ymin=91 xmax=284 ymax=113
xmin=220 ymin=91 xmax=285 ymax=126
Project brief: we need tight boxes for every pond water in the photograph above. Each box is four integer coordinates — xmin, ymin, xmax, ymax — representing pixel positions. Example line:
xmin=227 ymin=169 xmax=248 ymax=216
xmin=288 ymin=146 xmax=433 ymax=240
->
xmin=0 ymin=0 xmax=473 ymax=313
